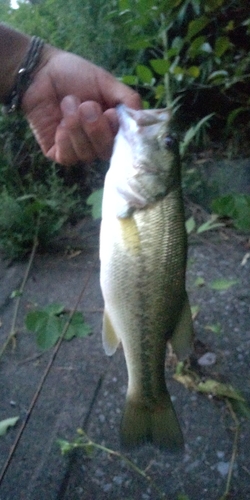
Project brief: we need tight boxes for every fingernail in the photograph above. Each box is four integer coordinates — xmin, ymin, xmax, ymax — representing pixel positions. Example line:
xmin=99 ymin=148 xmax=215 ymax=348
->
xmin=61 ymin=95 xmax=79 ymax=116
xmin=81 ymin=103 xmax=100 ymax=123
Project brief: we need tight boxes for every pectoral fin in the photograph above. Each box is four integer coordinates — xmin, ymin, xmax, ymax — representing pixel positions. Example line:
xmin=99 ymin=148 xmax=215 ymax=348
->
xmin=102 ymin=310 xmax=120 ymax=356
xmin=171 ymin=295 xmax=194 ymax=359
xmin=118 ymin=217 xmax=141 ymax=254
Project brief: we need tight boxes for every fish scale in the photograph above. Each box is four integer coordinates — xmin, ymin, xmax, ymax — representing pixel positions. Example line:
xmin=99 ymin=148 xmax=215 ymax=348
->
xmin=100 ymin=105 xmax=194 ymax=450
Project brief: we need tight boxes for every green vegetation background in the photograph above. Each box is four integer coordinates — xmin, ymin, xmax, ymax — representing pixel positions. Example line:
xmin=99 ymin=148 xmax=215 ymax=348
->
xmin=0 ymin=0 xmax=250 ymax=257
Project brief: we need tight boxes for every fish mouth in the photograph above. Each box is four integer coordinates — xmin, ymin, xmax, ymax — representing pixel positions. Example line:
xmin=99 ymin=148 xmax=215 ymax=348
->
xmin=117 ymin=104 xmax=170 ymax=127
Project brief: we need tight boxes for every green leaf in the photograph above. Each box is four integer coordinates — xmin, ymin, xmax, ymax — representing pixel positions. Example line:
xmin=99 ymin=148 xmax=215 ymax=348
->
xmin=227 ymin=107 xmax=245 ymax=127
xmin=26 ymin=303 xmax=91 ymax=349
xmin=36 ymin=315 xmax=62 ymax=349
xmin=231 ymin=399 xmax=250 ymax=420
xmin=64 ymin=312 xmax=91 ymax=340
xmin=128 ymin=39 xmax=152 ymax=50
xmin=197 ymin=216 xmax=224 ymax=233
xmin=205 ymin=323 xmax=222 ymax=334
xmin=57 ymin=438 xmax=73 ymax=455
xmin=121 ymin=75 xmax=138 ymax=86
xmin=171 ymin=65 xmax=185 ymax=77
xmin=44 ymin=303 xmax=65 ymax=316
xmin=150 ymin=59 xmax=170 ymax=75
xmin=197 ymin=380 xmax=245 ymax=401
xmin=10 ymin=289 xmax=22 ymax=299
xmin=171 ymin=36 xmax=184 ymax=52
xmin=208 ymin=70 xmax=228 ymax=82
xmin=211 ymin=194 xmax=235 ymax=217
xmin=26 ymin=309 xmax=61 ymax=348
xmin=86 ymin=189 xmax=103 ymax=220
xmin=186 ymin=66 xmax=200 ymax=78
xmin=182 ymin=126 xmax=197 ymax=147
xmin=191 ymin=305 xmax=200 ymax=318
xmin=119 ymin=0 xmax=130 ymax=10
xmin=214 ymin=36 xmax=231 ymax=58
xmin=186 ymin=16 xmax=210 ymax=40
xmin=136 ymin=64 xmax=153 ymax=84
xmin=0 ymin=417 xmax=19 ymax=436
xmin=154 ymin=84 xmax=166 ymax=100
xmin=205 ymin=0 xmax=224 ymax=11
xmin=188 ymin=35 xmax=206 ymax=57
xmin=185 ymin=216 xmax=196 ymax=234
xmin=25 ymin=310 xmax=49 ymax=332
xmin=180 ymin=113 xmax=214 ymax=155
xmin=194 ymin=277 xmax=205 ymax=287
xmin=209 ymin=279 xmax=238 ymax=291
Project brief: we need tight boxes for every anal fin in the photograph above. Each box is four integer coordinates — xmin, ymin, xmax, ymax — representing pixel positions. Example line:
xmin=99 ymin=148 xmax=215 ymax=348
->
xmin=102 ymin=310 xmax=120 ymax=356
xmin=171 ymin=294 xmax=194 ymax=359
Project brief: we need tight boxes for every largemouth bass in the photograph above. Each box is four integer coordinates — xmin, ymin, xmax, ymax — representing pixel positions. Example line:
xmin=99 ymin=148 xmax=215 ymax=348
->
xmin=100 ymin=105 xmax=193 ymax=451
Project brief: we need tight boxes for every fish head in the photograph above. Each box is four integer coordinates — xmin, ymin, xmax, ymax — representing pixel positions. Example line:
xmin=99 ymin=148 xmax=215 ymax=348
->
xmin=108 ymin=105 xmax=180 ymax=218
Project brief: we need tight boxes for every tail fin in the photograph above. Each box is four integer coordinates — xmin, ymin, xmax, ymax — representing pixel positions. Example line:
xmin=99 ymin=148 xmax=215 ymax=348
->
xmin=120 ymin=395 xmax=184 ymax=451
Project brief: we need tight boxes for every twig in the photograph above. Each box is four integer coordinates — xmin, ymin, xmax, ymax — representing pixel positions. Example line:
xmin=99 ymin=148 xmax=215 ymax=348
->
xmin=61 ymin=429 xmax=168 ymax=500
xmin=0 ymin=253 xmax=98 ymax=485
xmin=242 ymin=465 xmax=250 ymax=476
xmin=0 ymin=236 xmax=38 ymax=359
xmin=219 ymin=399 xmax=240 ymax=500
xmin=18 ymin=351 xmax=46 ymax=365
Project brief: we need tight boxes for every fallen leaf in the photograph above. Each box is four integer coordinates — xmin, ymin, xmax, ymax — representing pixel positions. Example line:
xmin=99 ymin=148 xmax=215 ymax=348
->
xmin=0 ymin=416 xmax=19 ymax=436
xmin=194 ymin=277 xmax=205 ymax=287
xmin=241 ymin=252 xmax=250 ymax=266
xmin=205 ymin=323 xmax=222 ymax=334
xmin=209 ymin=279 xmax=238 ymax=291
xmin=191 ymin=305 xmax=200 ymax=320
xmin=197 ymin=380 xmax=245 ymax=401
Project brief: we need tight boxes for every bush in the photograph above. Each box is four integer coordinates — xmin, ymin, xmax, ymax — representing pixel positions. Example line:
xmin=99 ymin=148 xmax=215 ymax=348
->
xmin=0 ymin=162 xmax=83 ymax=259
xmin=111 ymin=0 xmax=250 ymax=138
xmin=212 ymin=194 xmax=250 ymax=232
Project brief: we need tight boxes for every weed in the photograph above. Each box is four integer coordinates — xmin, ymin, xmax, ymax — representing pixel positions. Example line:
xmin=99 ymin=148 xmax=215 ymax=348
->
xmin=0 ymin=164 xmax=83 ymax=259
xmin=212 ymin=194 xmax=250 ymax=232
xmin=25 ymin=303 xmax=91 ymax=349
xmin=58 ymin=429 xmax=168 ymax=499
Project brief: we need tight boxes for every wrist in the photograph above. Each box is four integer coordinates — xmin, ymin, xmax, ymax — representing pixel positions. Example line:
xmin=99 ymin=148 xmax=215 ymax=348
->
xmin=4 ymin=36 xmax=46 ymax=113
xmin=0 ymin=24 xmax=31 ymax=103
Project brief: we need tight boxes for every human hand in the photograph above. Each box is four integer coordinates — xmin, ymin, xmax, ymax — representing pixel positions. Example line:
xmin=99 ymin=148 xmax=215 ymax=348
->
xmin=22 ymin=46 xmax=141 ymax=165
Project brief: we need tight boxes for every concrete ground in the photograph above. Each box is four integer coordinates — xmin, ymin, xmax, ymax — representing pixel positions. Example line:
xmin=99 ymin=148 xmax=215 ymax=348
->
xmin=0 ymin=217 xmax=249 ymax=500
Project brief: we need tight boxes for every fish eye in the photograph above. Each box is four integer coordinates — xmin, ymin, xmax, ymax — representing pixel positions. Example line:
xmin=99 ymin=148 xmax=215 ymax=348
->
xmin=164 ymin=135 xmax=176 ymax=149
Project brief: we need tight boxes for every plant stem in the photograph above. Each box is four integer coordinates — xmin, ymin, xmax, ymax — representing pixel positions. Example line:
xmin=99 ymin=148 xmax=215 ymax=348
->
xmin=219 ymin=400 xmax=240 ymax=500
xmin=161 ymin=13 xmax=171 ymax=107
xmin=0 ymin=235 xmax=38 ymax=359
xmin=65 ymin=429 xmax=168 ymax=499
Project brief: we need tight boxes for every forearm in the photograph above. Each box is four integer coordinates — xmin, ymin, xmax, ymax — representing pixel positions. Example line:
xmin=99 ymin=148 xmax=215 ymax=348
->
xmin=0 ymin=23 xmax=31 ymax=103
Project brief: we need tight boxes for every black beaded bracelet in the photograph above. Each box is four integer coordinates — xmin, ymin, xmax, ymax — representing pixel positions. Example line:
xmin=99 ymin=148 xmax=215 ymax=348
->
xmin=3 ymin=36 xmax=45 ymax=114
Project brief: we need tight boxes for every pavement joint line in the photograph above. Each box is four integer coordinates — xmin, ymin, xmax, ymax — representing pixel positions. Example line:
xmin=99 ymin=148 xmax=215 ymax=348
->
xmin=0 ymin=252 xmax=99 ymax=486
xmin=55 ymin=373 xmax=106 ymax=500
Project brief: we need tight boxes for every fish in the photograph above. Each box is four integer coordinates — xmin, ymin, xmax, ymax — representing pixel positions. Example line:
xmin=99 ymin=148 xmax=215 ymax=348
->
xmin=99 ymin=105 xmax=194 ymax=451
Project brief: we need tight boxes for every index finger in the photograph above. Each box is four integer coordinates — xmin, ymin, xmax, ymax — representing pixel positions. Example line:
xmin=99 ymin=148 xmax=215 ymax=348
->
xmin=95 ymin=69 xmax=142 ymax=111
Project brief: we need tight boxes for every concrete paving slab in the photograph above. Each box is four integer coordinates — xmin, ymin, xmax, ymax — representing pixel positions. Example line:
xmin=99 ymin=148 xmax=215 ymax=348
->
xmin=0 ymin=220 xmax=249 ymax=500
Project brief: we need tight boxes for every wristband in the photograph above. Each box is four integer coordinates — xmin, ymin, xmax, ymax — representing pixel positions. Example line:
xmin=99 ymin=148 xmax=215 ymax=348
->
xmin=3 ymin=36 xmax=44 ymax=114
